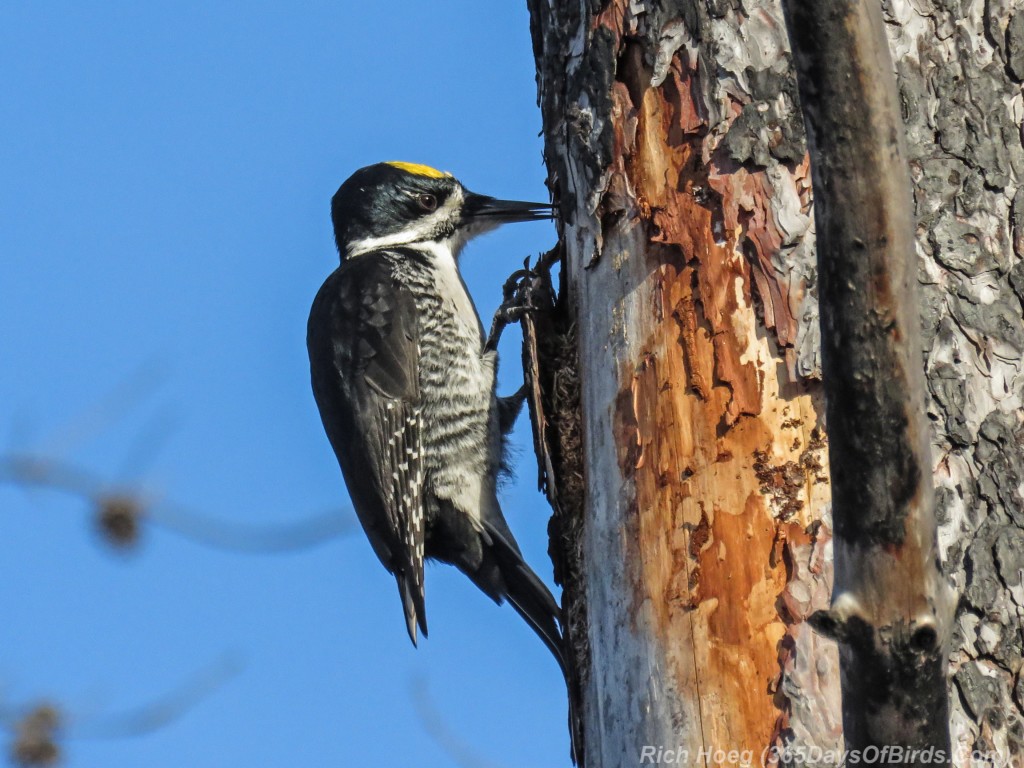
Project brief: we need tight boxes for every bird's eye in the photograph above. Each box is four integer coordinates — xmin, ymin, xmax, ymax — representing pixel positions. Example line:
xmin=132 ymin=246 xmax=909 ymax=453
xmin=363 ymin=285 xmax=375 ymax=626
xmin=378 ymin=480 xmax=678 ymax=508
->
xmin=417 ymin=193 xmax=438 ymax=212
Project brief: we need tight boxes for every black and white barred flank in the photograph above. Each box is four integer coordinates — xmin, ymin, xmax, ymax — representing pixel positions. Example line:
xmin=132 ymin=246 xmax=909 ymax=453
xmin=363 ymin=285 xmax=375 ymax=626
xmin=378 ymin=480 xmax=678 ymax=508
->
xmin=307 ymin=246 xmax=564 ymax=668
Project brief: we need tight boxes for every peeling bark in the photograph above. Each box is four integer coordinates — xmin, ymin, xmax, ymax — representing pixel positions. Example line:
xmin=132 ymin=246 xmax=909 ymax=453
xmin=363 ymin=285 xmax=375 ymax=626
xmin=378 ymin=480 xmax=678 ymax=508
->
xmin=527 ymin=1 xmax=1023 ymax=765
xmin=529 ymin=2 xmax=837 ymax=765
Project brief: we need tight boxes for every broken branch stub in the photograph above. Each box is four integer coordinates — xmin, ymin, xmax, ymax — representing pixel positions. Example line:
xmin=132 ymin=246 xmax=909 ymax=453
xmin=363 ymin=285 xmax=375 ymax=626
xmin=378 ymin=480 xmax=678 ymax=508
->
xmin=779 ymin=0 xmax=952 ymax=759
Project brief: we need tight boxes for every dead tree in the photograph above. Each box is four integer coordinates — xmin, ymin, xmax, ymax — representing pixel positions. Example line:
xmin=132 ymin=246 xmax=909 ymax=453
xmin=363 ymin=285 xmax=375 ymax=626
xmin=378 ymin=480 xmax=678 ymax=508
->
xmin=525 ymin=1 xmax=1024 ymax=766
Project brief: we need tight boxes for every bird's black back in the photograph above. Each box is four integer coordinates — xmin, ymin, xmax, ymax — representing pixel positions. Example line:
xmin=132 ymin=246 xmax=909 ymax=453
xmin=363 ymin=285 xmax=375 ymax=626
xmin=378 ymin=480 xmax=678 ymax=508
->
xmin=308 ymin=250 xmax=429 ymax=640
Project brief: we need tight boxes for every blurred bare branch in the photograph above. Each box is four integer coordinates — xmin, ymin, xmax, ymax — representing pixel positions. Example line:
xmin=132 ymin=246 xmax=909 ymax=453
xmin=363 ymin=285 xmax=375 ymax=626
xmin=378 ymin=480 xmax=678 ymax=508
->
xmin=410 ymin=676 xmax=513 ymax=768
xmin=2 ymin=656 xmax=240 ymax=766
xmin=73 ymin=655 xmax=241 ymax=739
xmin=148 ymin=500 xmax=352 ymax=553
xmin=0 ymin=455 xmax=97 ymax=498
xmin=0 ymin=453 xmax=353 ymax=553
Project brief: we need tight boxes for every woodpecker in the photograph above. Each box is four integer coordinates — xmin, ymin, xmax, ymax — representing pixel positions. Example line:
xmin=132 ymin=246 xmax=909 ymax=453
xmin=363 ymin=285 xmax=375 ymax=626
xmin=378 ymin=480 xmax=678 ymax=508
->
xmin=307 ymin=161 xmax=563 ymax=668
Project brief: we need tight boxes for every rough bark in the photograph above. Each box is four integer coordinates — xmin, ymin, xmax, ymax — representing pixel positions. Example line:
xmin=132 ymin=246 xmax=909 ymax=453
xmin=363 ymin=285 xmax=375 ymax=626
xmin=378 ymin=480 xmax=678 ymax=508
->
xmin=779 ymin=0 xmax=951 ymax=759
xmin=528 ymin=2 xmax=838 ymax=766
xmin=527 ymin=1 xmax=1024 ymax=766
xmin=528 ymin=1 xmax=1024 ymax=768
xmin=891 ymin=1 xmax=1024 ymax=761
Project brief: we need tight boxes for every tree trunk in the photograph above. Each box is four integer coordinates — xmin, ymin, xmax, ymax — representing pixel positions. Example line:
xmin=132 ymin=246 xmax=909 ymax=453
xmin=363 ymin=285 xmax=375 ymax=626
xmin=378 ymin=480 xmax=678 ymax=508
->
xmin=526 ymin=1 xmax=1024 ymax=766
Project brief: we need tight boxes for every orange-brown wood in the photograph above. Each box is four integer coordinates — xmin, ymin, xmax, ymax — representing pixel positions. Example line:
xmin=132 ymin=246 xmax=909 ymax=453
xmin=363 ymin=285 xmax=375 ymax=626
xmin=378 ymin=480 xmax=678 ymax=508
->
xmin=607 ymin=42 xmax=834 ymax=758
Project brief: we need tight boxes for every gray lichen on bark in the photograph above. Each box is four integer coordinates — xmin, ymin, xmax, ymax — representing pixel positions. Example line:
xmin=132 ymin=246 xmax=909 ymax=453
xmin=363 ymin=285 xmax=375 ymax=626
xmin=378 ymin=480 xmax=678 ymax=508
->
xmin=529 ymin=0 xmax=1023 ymax=763
xmin=887 ymin=0 xmax=1024 ymax=756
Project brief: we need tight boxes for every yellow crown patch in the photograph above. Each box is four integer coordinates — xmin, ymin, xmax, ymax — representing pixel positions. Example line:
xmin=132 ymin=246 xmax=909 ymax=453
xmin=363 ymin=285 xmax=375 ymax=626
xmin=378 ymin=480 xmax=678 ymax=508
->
xmin=385 ymin=161 xmax=451 ymax=179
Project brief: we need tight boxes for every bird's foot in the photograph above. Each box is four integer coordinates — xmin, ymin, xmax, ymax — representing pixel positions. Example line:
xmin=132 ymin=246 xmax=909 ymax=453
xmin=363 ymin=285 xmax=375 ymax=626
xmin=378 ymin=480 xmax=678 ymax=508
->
xmin=485 ymin=267 xmax=536 ymax=352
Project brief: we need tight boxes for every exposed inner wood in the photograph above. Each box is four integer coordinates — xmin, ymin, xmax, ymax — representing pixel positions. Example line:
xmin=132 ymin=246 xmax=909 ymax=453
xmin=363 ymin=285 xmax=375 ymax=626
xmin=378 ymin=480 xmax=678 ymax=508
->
xmin=606 ymin=37 xmax=834 ymax=758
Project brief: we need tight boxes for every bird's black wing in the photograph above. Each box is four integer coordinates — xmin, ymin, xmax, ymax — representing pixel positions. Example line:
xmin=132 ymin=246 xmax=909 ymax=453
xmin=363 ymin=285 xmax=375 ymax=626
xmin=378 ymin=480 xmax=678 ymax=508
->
xmin=307 ymin=252 xmax=427 ymax=643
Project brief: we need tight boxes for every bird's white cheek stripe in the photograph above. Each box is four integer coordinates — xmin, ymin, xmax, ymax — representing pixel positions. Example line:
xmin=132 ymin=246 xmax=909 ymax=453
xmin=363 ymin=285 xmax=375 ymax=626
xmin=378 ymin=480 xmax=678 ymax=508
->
xmin=347 ymin=221 xmax=435 ymax=258
xmin=346 ymin=190 xmax=464 ymax=259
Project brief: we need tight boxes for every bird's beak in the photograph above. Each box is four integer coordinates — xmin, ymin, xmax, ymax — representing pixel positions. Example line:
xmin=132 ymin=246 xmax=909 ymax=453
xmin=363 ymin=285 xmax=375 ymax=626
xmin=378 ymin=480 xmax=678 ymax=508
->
xmin=463 ymin=192 xmax=554 ymax=224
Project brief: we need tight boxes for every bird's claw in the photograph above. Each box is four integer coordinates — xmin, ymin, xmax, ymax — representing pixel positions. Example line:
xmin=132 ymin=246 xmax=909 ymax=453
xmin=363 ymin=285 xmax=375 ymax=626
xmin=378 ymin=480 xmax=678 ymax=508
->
xmin=500 ymin=268 xmax=532 ymax=303
xmin=486 ymin=269 xmax=537 ymax=352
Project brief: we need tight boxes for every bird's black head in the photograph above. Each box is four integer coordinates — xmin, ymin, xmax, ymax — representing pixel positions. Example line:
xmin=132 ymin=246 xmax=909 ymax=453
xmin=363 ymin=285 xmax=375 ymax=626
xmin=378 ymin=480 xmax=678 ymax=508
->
xmin=330 ymin=162 xmax=552 ymax=260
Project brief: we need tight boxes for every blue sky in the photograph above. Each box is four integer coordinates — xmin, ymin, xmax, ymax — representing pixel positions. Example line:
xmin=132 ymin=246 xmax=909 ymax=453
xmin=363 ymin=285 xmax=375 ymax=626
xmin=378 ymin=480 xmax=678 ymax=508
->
xmin=0 ymin=3 xmax=569 ymax=766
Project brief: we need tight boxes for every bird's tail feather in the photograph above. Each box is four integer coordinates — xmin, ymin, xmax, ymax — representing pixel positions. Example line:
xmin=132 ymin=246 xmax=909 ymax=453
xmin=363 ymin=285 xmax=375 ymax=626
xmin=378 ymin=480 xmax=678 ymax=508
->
xmin=481 ymin=519 xmax=582 ymax=765
xmin=446 ymin=498 xmax=580 ymax=765
xmin=396 ymin=572 xmax=427 ymax=646
xmin=481 ymin=520 xmax=565 ymax=674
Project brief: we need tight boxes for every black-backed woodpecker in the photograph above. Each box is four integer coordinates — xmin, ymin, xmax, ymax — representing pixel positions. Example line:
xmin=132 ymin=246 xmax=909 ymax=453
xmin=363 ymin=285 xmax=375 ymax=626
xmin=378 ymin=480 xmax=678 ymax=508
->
xmin=307 ymin=161 xmax=564 ymax=669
